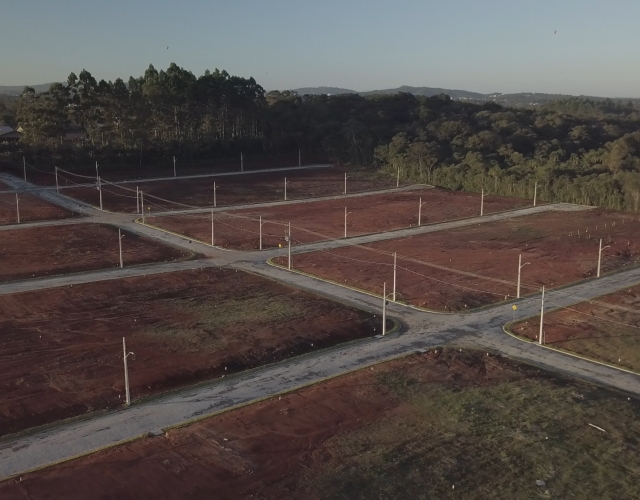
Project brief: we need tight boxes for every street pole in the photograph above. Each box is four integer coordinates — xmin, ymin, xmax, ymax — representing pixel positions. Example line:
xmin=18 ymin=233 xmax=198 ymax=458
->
xmin=55 ymin=166 xmax=59 ymax=193
xmin=533 ymin=182 xmax=538 ymax=207
xmin=118 ymin=229 xmax=123 ymax=268
xmin=284 ymin=177 xmax=287 ymax=201
xmin=213 ymin=182 xmax=218 ymax=207
xmin=288 ymin=222 xmax=291 ymax=270
xmin=396 ymin=167 xmax=400 ymax=188
xmin=136 ymin=186 xmax=140 ymax=214
xmin=123 ymin=337 xmax=131 ymax=406
xmin=418 ymin=198 xmax=427 ymax=226
xmin=141 ymin=192 xmax=145 ymax=224
xmin=393 ymin=252 xmax=397 ymax=302
xmin=344 ymin=173 xmax=348 ymax=195
xmin=344 ymin=207 xmax=353 ymax=238
xmin=481 ymin=189 xmax=484 ymax=216
xmin=597 ymin=238 xmax=610 ymax=278
xmin=173 ymin=156 xmax=176 ymax=177
xmin=95 ymin=161 xmax=99 ymax=185
xmin=211 ymin=210 xmax=215 ymax=246
xmin=22 ymin=156 xmax=26 ymax=181
xmin=15 ymin=193 xmax=20 ymax=224
xmin=259 ymin=216 xmax=263 ymax=250
xmin=516 ymin=254 xmax=530 ymax=299
xmin=98 ymin=176 xmax=103 ymax=210
xmin=538 ymin=286 xmax=545 ymax=345
xmin=382 ymin=282 xmax=387 ymax=336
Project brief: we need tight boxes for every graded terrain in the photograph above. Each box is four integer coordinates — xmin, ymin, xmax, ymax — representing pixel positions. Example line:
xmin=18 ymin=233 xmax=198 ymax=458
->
xmin=147 ymin=188 xmax=530 ymax=250
xmin=3 ymin=349 xmax=639 ymax=500
xmin=0 ymin=191 xmax=73 ymax=225
xmin=512 ymin=283 xmax=640 ymax=372
xmin=274 ymin=208 xmax=640 ymax=311
xmin=0 ymin=268 xmax=382 ymax=436
xmin=0 ymin=224 xmax=189 ymax=282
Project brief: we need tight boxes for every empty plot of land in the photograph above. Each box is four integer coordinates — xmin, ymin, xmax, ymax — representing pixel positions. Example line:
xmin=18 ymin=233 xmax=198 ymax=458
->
xmin=275 ymin=209 xmax=640 ymax=311
xmin=0 ymin=268 xmax=380 ymax=436
xmin=3 ymin=349 xmax=639 ymax=499
xmin=147 ymin=189 xmax=530 ymax=250
xmin=0 ymin=192 xmax=73 ymax=225
xmin=0 ymin=224 xmax=189 ymax=282
xmin=512 ymin=284 xmax=640 ymax=372
xmin=58 ymin=168 xmax=400 ymax=213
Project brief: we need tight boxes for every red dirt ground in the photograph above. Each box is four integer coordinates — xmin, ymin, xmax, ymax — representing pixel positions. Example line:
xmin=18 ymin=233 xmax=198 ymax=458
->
xmin=0 ymin=192 xmax=73 ymax=225
xmin=274 ymin=209 xmax=640 ymax=311
xmin=0 ymin=350 xmax=560 ymax=500
xmin=512 ymin=284 xmax=640 ymax=371
xmin=147 ymin=188 xmax=531 ymax=250
xmin=0 ymin=224 xmax=190 ymax=282
xmin=0 ymin=268 xmax=380 ymax=436
xmin=57 ymin=167 xmax=403 ymax=213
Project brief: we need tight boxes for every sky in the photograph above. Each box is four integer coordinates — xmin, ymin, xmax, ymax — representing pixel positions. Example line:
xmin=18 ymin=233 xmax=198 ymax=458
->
xmin=1 ymin=0 xmax=639 ymax=97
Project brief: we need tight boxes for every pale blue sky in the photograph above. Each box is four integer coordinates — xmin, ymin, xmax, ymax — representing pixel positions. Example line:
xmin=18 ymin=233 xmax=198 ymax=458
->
xmin=1 ymin=0 xmax=639 ymax=96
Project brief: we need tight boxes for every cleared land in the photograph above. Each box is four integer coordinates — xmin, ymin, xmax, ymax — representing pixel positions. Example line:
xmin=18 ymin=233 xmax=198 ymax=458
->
xmin=0 ymin=268 xmax=382 ymax=436
xmin=58 ymin=167 xmax=402 ymax=213
xmin=0 ymin=192 xmax=73 ymax=225
xmin=512 ymin=284 xmax=640 ymax=372
xmin=3 ymin=349 xmax=639 ymax=499
xmin=275 ymin=209 xmax=640 ymax=311
xmin=148 ymin=189 xmax=530 ymax=250
xmin=0 ymin=224 xmax=189 ymax=282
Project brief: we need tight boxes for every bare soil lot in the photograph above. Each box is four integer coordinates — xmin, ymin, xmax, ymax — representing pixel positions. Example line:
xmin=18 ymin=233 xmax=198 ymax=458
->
xmin=0 ymin=192 xmax=72 ymax=225
xmin=275 ymin=209 xmax=640 ymax=311
xmin=59 ymin=167 xmax=401 ymax=213
xmin=4 ymin=349 xmax=639 ymax=500
xmin=0 ymin=224 xmax=189 ymax=282
xmin=0 ymin=268 xmax=380 ymax=436
xmin=148 ymin=189 xmax=530 ymax=250
xmin=512 ymin=284 xmax=640 ymax=372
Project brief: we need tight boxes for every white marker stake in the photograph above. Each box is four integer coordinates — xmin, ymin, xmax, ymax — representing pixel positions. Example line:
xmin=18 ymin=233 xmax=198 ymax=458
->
xmin=393 ymin=252 xmax=397 ymax=302
xmin=118 ymin=229 xmax=123 ymax=268
xmin=538 ymin=286 xmax=545 ymax=345
xmin=15 ymin=193 xmax=20 ymax=224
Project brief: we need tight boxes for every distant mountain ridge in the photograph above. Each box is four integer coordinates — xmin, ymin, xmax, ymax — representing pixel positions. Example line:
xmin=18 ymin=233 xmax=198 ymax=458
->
xmin=293 ymin=85 xmax=640 ymax=107
xmin=0 ymin=83 xmax=57 ymax=96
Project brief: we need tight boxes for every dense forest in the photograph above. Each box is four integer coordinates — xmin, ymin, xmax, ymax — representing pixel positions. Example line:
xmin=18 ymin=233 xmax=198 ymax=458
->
xmin=2 ymin=63 xmax=640 ymax=211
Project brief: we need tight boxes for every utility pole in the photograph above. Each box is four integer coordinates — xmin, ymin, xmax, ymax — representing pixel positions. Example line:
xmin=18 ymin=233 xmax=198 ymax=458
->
xmin=141 ymin=192 xmax=145 ymax=224
xmin=287 ymin=222 xmax=292 ymax=270
xmin=95 ymin=161 xmax=99 ymax=185
xmin=533 ymin=181 xmax=538 ymax=207
xmin=396 ymin=167 xmax=400 ymax=188
xmin=284 ymin=177 xmax=289 ymax=201
xmin=344 ymin=207 xmax=353 ymax=238
xmin=418 ymin=197 xmax=427 ymax=226
xmin=15 ymin=193 xmax=20 ymax=224
xmin=480 ymin=189 xmax=485 ymax=216
xmin=213 ymin=182 xmax=218 ymax=207
xmin=22 ymin=156 xmax=26 ymax=181
xmin=383 ymin=282 xmax=387 ymax=336
xmin=118 ymin=229 xmax=124 ymax=269
xmin=136 ymin=186 xmax=140 ymax=214
xmin=538 ymin=286 xmax=545 ymax=345
xmin=241 ymin=152 xmax=244 ymax=172
xmin=597 ymin=238 xmax=610 ymax=278
xmin=98 ymin=176 xmax=103 ymax=210
xmin=344 ymin=173 xmax=348 ymax=195
xmin=393 ymin=252 xmax=397 ymax=302
xmin=55 ymin=166 xmax=59 ymax=193
xmin=211 ymin=210 xmax=215 ymax=246
xmin=259 ymin=216 xmax=264 ymax=250
xmin=173 ymin=156 xmax=176 ymax=177
xmin=516 ymin=254 xmax=530 ymax=299
xmin=122 ymin=337 xmax=134 ymax=406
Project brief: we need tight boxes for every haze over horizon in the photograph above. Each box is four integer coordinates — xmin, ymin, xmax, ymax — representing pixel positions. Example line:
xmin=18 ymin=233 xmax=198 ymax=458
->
xmin=1 ymin=0 xmax=639 ymax=98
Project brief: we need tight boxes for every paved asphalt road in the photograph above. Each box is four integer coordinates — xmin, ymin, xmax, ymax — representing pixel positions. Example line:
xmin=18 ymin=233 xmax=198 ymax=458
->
xmin=0 ymin=172 xmax=638 ymax=481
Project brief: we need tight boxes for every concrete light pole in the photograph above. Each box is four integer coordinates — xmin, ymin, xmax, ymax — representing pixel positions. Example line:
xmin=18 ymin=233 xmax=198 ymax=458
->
xmin=98 ymin=176 xmax=103 ymax=210
xmin=396 ymin=167 xmax=400 ymax=188
xmin=344 ymin=173 xmax=348 ymax=195
xmin=141 ymin=192 xmax=145 ymax=224
xmin=213 ymin=182 xmax=218 ymax=208
xmin=95 ymin=161 xmax=99 ymax=185
xmin=344 ymin=207 xmax=353 ymax=238
xmin=173 ymin=156 xmax=177 ymax=177
xmin=136 ymin=186 xmax=140 ymax=213
xmin=284 ymin=177 xmax=289 ymax=201
xmin=382 ymin=282 xmax=395 ymax=336
xmin=538 ymin=286 xmax=545 ymax=345
xmin=122 ymin=337 xmax=134 ymax=406
xmin=418 ymin=197 xmax=427 ymax=226
xmin=259 ymin=216 xmax=266 ymax=250
xmin=516 ymin=254 xmax=530 ymax=299
xmin=480 ymin=189 xmax=485 ymax=216
xmin=15 ymin=193 xmax=20 ymax=224
xmin=118 ymin=229 xmax=124 ymax=268
xmin=211 ymin=210 xmax=215 ymax=246
xmin=533 ymin=181 xmax=538 ymax=207
xmin=287 ymin=222 xmax=292 ymax=270
xmin=392 ymin=252 xmax=397 ymax=302
xmin=55 ymin=166 xmax=59 ymax=193
xmin=597 ymin=238 xmax=611 ymax=278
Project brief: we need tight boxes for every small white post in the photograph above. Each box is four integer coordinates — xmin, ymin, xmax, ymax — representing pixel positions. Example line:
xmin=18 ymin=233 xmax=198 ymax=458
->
xmin=213 ymin=182 xmax=218 ymax=208
xmin=136 ymin=186 xmax=140 ymax=213
xmin=382 ymin=282 xmax=387 ymax=336
xmin=118 ymin=228 xmax=123 ymax=269
xmin=533 ymin=182 xmax=538 ymax=207
xmin=211 ymin=210 xmax=215 ymax=246
xmin=480 ymin=189 xmax=484 ymax=216
xmin=15 ymin=193 xmax=20 ymax=224
xmin=55 ymin=166 xmax=59 ymax=193
xmin=241 ymin=152 xmax=244 ymax=172
xmin=288 ymin=221 xmax=292 ymax=270
xmin=98 ymin=176 xmax=103 ymax=210
xmin=538 ymin=286 xmax=545 ymax=345
xmin=259 ymin=216 xmax=263 ymax=250
xmin=393 ymin=252 xmax=397 ymax=302
xmin=173 ymin=156 xmax=176 ymax=177
xmin=141 ymin=191 xmax=145 ymax=224
xmin=22 ymin=156 xmax=26 ymax=181
xmin=123 ymin=337 xmax=131 ymax=406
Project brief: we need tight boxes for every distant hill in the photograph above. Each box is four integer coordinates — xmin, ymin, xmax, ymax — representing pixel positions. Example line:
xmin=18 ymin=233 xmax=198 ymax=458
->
xmin=0 ymin=83 xmax=57 ymax=96
xmin=291 ymin=85 xmax=640 ymax=108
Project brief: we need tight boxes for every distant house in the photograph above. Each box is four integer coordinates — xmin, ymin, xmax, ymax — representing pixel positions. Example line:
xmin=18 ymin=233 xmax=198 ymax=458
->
xmin=0 ymin=126 xmax=21 ymax=143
